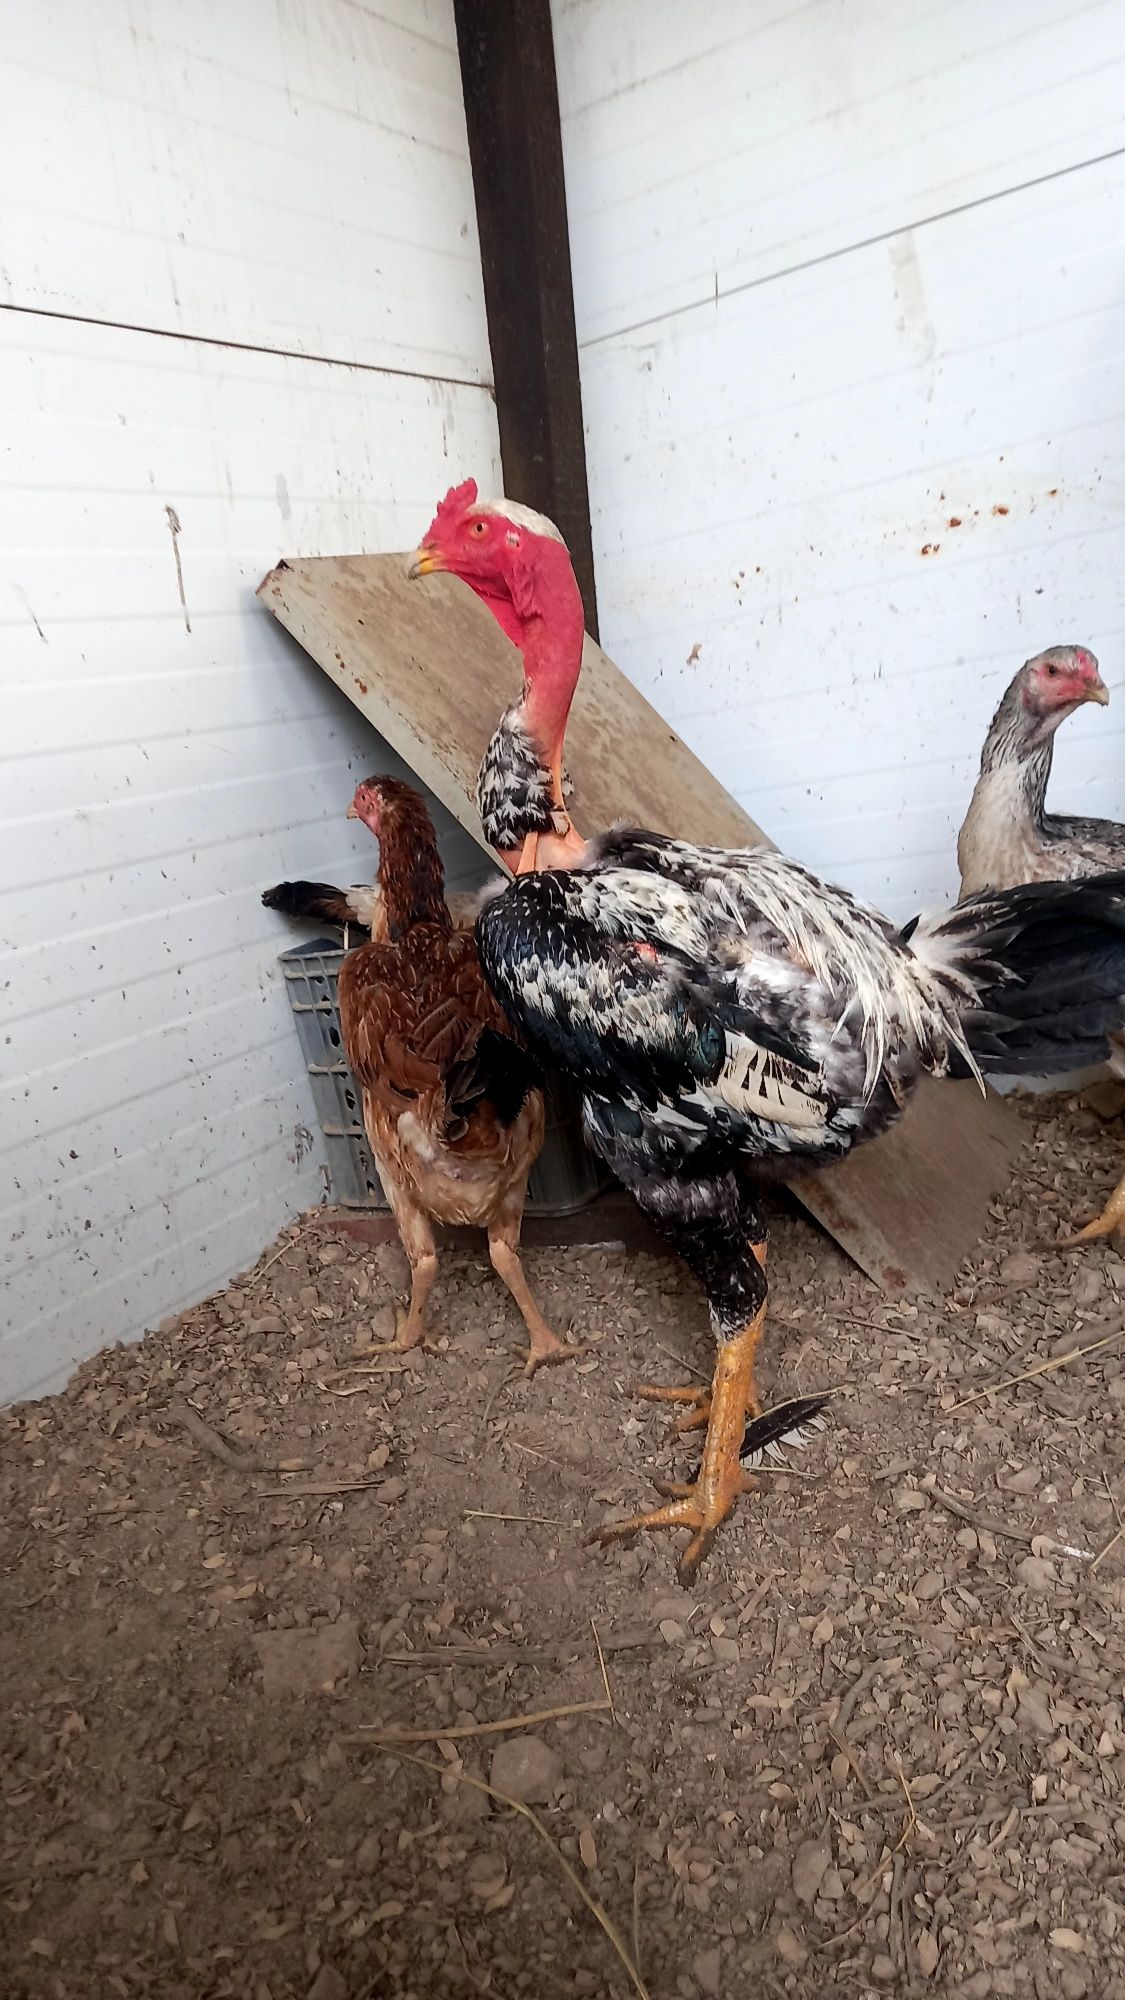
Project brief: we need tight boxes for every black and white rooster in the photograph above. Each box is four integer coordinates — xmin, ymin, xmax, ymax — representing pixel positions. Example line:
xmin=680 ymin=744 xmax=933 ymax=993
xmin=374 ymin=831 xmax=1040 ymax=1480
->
xmin=409 ymin=482 xmax=1125 ymax=1579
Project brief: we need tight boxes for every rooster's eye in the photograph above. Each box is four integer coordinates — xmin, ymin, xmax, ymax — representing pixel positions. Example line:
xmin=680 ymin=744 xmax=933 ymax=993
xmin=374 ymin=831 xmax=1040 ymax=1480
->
xmin=1045 ymin=664 xmax=1057 ymax=676
xmin=469 ymin=520 xmax=487 ymax=538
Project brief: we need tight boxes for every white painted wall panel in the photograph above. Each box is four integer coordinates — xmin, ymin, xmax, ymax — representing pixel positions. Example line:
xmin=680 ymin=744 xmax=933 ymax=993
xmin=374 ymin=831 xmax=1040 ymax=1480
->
xmin=557 ymin=0 xmax=1125 ymax=343
xmin=2 ymin=0 xmax=489 ymax=379
xmin=1 ymin=3 xmax=499 ymax=1404
xmin=554 ymin=0 xmax=1125 ymax=921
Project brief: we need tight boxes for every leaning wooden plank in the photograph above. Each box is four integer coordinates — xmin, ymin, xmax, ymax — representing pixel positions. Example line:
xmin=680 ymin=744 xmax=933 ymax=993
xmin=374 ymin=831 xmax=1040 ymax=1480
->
xmin=258 ymin=552 xmax=1023 ymax=1294
xmin=259 ymin=554 xmax=767 ymax=854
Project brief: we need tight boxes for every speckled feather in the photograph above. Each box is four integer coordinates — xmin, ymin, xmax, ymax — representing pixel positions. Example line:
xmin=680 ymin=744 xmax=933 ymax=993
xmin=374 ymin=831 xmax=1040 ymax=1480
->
xmin=476 ymin=828 xmax=1125 ymax=1203
xmin=476 ymin=704 xmax=573 ymax=854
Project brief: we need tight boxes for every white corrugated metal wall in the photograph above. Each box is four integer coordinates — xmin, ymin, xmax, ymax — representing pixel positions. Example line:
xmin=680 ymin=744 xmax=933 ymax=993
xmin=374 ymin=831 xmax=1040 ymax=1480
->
xmin=1 ymin=0 xmax=499 ymax=1402
xmin=553 ymin=0 xmax=1125 ymax=925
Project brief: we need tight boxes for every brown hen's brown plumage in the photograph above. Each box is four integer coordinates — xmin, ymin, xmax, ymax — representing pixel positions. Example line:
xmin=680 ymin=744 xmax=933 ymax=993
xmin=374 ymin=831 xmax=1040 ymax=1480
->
xmin=330 ymin=776 xmax=574 ymax=1371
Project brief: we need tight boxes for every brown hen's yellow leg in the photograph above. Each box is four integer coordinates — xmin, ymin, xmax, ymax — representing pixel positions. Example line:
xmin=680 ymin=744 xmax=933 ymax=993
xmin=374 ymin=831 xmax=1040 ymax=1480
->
xmin=1060 ymin=1170 xmax=1125 ymax=1246
xmin=634 ymin=1243 xmax=767 ymax=1436
xmin=488 ymin=1208 xmax=584 ymax=1377
xmin=354 ymin=1195 xmax=437 ymax=1355
xmin=593 ymin=1303 xmax=766 ymax=1582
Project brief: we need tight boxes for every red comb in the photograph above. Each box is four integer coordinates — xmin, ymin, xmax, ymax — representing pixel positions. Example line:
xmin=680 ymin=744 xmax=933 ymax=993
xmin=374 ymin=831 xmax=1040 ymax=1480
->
xmin=422 ymin=476 xmax=479 ymax=543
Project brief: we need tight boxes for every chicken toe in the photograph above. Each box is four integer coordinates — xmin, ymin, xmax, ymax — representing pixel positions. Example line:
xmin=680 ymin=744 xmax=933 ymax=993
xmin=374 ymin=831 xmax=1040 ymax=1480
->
xmin=1060 ymin=1168 xmax=1125 ymax=1246
xmin=635 ymin=1382 xmax=712 ymax=1434
xmin=591 ymin=1307 xmax=765 ymax=1582
xmin=351 ymin=1308 xmax=429 ymax=1358
xmin=520 ymin=1324 xmax=587 ymax=1377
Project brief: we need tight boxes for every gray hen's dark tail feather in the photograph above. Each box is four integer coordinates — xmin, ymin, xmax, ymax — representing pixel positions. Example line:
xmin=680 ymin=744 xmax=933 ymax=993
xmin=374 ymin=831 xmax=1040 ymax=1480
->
xmin=911 ymin=871 xmax=1125 ymax=1078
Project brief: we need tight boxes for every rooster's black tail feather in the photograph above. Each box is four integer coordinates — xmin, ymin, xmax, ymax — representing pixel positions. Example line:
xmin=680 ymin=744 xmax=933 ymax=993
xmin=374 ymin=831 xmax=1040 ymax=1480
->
xmin=928 ymin=872 xmax=1125 ymax=1078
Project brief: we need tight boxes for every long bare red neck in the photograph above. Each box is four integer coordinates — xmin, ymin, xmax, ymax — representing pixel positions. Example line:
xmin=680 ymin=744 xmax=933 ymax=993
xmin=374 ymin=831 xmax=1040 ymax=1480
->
xmin=511 ymin=542 xmax=585 ymax=782
xmin=460 ymin=533 xmax=589 ymax=871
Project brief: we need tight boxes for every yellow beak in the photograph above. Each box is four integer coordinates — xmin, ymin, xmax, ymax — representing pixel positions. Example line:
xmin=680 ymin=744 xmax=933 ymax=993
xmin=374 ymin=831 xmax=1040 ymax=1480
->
xmin=346 ymin=801 xmax=359 ymax=819
xmin=406 ymin=546 xmax=442 ymax=581
xmin=1085 ymin=677 xmax=1110 ymax=706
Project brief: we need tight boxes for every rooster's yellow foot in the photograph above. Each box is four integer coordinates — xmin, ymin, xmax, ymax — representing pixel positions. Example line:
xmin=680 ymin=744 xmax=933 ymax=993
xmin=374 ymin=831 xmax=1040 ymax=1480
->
xmin=635 ymin=1382 xmax=713 ymax=1435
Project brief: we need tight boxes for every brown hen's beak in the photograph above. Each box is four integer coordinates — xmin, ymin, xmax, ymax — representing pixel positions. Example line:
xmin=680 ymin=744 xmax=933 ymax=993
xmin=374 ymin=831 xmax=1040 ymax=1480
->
xmin=346 ymin=801 xmax=359 ymax=819
xmin=1086 ymin=676 xmax=1110 ymax=706
xmin=406 ymin=545 xmax=442 ymax=581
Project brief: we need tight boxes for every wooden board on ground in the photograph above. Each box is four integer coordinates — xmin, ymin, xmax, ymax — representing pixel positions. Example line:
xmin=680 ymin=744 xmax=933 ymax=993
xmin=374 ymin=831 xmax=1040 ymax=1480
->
xmin=259 ymin=552 xmax=1023 ymax=1293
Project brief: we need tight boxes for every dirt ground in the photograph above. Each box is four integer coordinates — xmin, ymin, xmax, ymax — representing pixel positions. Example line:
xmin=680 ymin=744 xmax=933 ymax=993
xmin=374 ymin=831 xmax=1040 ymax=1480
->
xmin=4 ymin=1094 xmax=1125 ymax=2000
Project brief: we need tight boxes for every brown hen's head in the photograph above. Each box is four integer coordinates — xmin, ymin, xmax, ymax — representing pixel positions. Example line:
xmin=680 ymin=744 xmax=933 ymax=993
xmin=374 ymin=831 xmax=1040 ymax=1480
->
xmin=346 ymin=776 xmax=448 ymax=937
xmin=406 ymin=477 xmax=583 ymax=650
xmin=347 ymin=771 xmax=437 ymax=828
xmin=1020 ymin=644 xmax=1108 ymax=722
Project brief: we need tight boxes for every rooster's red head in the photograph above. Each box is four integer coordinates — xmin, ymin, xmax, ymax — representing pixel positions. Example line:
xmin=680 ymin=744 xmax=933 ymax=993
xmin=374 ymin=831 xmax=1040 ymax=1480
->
xmin=407 ymin=478 xmax=588 ymax=874
xmin=406 ymin=478 xmax=581 ymax=649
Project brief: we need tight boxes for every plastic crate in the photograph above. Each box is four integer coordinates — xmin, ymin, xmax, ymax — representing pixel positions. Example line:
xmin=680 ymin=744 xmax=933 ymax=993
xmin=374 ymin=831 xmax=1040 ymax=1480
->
xmin=278 ymin=939 xmax=607 ymax=1216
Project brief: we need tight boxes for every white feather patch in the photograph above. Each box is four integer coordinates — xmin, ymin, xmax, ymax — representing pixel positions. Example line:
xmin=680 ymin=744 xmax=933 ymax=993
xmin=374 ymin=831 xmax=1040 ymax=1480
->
xmin=476 ymin=497 xmax=565 ymax=544
xmin=740 ymin=1410 xmax=827 ymax=1470
xmin=713 ymin=1033 xmax=828 ymax=1129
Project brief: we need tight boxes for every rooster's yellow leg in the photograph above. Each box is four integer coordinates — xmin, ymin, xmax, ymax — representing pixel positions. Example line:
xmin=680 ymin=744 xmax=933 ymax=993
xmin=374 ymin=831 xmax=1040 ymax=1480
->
xmin=1060 ymin=1168 xmax=1125 ymax=1246
xmin=634 ymin=1242 xmax=767 ymax=1436
xmin=592 ymin=1303 xmax=766 ymax=1582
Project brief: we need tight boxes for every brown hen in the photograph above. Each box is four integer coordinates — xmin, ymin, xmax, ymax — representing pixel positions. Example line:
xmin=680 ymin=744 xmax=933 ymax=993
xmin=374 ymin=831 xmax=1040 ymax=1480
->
xmin=330 ymin=775 xmax=573 ymax=1370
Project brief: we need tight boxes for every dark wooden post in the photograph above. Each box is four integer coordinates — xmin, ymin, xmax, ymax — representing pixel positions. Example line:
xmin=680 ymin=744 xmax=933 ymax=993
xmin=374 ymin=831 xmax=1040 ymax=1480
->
xmin=454 ymin=0 xmax=598 ymax=637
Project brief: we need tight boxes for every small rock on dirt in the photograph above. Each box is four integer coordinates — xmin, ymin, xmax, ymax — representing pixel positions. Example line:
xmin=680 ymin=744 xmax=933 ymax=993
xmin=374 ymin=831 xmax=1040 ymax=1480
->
xmin=467 ymin=1850 xmax=508 ymax=1900
xmin=1015 ymin=1680 xmax=1055 ymax=1738
xmin=916 ymin=1929 xmax=941 ymax=1976
xmin=489 ymin=1734 xmax=562 ymax=1803
xmin=307 ymin=1968 xmax=348 ymax=2000
xmin=776 ymin=1926 xmax=807 ymax=1969
xmin=1017 ymin=1555 xmax=1056 ymax=1593
xmin=791 ymin=1830 xmax=831 ymax=1906
xmin=998 ymin=1250 xmax=1040 ymax=1285
xmin=692 ymin=1945 xmax=722 ymax=1994
xmin=253 ymin=1617 xmax=362 ymax=1694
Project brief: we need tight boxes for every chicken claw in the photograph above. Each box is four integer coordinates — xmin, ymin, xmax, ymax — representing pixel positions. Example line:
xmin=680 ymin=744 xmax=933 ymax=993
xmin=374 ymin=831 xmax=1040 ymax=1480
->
xmin=635 ymin=1382 xmax=711 ymax=1434
xmin=591 ymin=1467 xmax=759 ymax=1584
xmin=1058 ymin=1169 xmax=1125 ymax=1246
xmin=520 ymin=1328 xmax=587 ymax=1378
xmin=351 ymin=1310 xmax=430 ymax=1358
xmin=592 ymin=1309 xmax=766 ymax=1581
